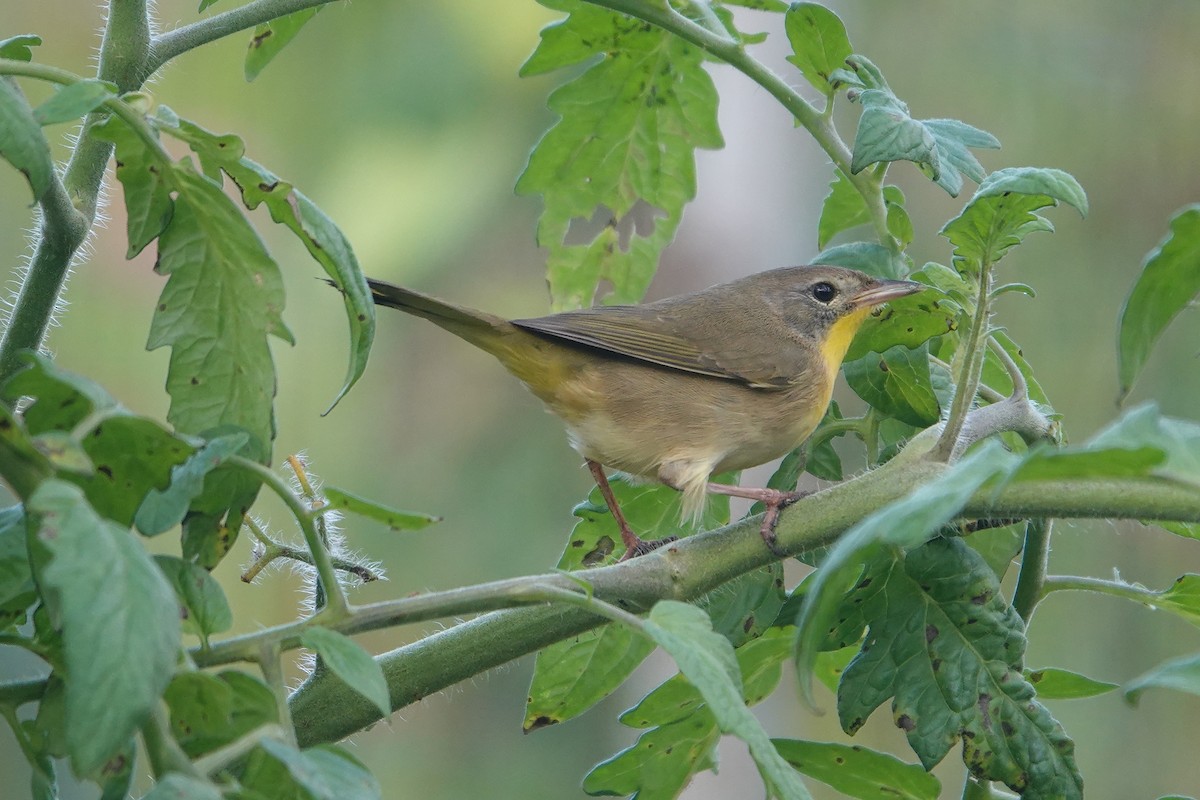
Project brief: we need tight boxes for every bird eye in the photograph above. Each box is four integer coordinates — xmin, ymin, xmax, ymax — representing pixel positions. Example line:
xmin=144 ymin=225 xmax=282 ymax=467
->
xmin=811 ymin=282 xmax=837 ymax=303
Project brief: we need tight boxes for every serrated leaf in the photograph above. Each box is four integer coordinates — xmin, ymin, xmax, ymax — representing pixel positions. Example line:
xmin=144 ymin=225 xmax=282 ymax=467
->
xmin=942 ymin=167 xmax=1087 ymax=268
xmin=135 ymin=432 xmax=248 ymax=535
xmin=700 ymin=563 xmax=785 ymax=648
xmin=153 ymin=554 xmax=232 ymax=645
xmin=0 ymin=35 xmax=42 ymax=61
xmin=818 ymin=169 xmax=870 ymax=249
xmin=642 ymin=601 xmax=810 ymax=799
xmin=148 ymin=162 xmax=289 ymax=549
xmin=1125 ymin=653 xmax=1200 ymax=705
xmin=166 ymin=670 xmax=278 ymax=758
xmin=32 ymin=80 xmax=115 ymax=126
xmin=28 ymin=480 xmax=180 ymax=776
xmin=226 ymin=158 xmax=373 ymax=412
xmin=843 ymin=344 xmax=940 ymax=427
xmin=5 ymin=353 xmax=194 ymax=524
xmin=784 ymin=3 xmax=853 ymax=96
xmin=300 ymin=627 xmax=390 ymax=719
xmin=249 ymin=740 xmax=381 ymax=800
xmin=837 ymin=539 xmax=1082 ymax=799
xmin=525 ymin=624 xmax=654 ymax=732
xmin=0 ymin=77 xmax=54 ymax=202
xmin=773 ymin=739 xmax=940 ymax=800
xmin=91 ymin=114 xmax=173 ymax=258
xmin=1026 ymin=667 xmax=1118 ymax=700
xmin=319 ymin=486 xmax=439 ymax=531
xmin=849 ymin=90 xmax=936 ymax=178
xmin=849 ymin=91 xmax=998 ymax=197
xmin=0 ymin=505 xmax=36 ymax=628
xmin=518 ymin=1 xmax=722 ymax=308
xmin=794 ymin=442 xmax=1019 ymax=706
xmin=245 ymin=7 xmax=323 ymax=81
xmin=1117 ymin=205 xmax=1200 ymax=398
xmin=584 ymin=712 xmax=720 ymax=798
xmin=845 ymin=291 xmax=958 ymax=361
xmin=816 ymin=240 xmax=909 ymax=280
xmin=142 ymin=774 xmax=224 ymax=800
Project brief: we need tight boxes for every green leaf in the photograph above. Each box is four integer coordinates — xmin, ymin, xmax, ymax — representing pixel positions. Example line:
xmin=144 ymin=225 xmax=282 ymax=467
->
xmin=518 ymin=1 xmax=722 ymax=308
xmin=525 ymin=625 xmax=654 ymax=732
xmin=245 ymin=8 xmax=323 ymax=81
xmin=816 ymin=240 xmax=909 ymax=280
xmin=886 ymin=189 xmax=914 ymax=248
xmin=849 ymin=90 xmax=934 ymax=173
xmin=248 ymin=740 xmax=381 ymax=800
xmin=225 ymin=158 xmax=374 ymax=413
xmin=843 ymin=344 xmax=940 ymax=427
xmin=0 ymin=77 xmax=54 ymax=202
xmin=820 ymin=172 xmax=902 ymax=250
xmin=5 ymin=353 xmax=194 ymax=525
xmin=964 ymin=521 xmax=1025 ymax=582
xmin=784 ymin=3 xmax=853 ymax=96
xmin=1148 ymin=574 xmax=1200 ymax=627
xmin=1125 ymin=653 xmax=1200 ymax=705
xmin=320 ymin=486 xmax=440 ymax=531
xmin=153 ymin=555 xmax=232 ymax=645
xmin=700 ymin=563 xmax=785 ymax=648
xmin=32 ymin=80 xmax=115 ymax=126
xmin=135 ymin=432 xmax=248 ymax=535
xmin=1117 ymin=205 xmax=1200 ymax=397
xmin=1082 ymin=403 xmax=1200 ymax=486
xmin=1026 ymin=667 xmax=1118 ymax=700
xmin=142 ymin=774 xmax=224 ymax=800
xmin=845 ymin=291 xmax=958 ymax=362
xmin=794 ymin=442 xmax=1019 ymax=706
xmin=921 ymin=118 xmax=1000 ymax=196
xmin=166 ymin=670 xmax=278 ymax=758
xmin=773 ymin=739 xmax=940 ymax=800
xmin=941 ymin=167 xmax=1087 ymax=269
xmin=642 ymin=601 xmax=811 ymax=799
xmin=90 ymin=114 xmax=173 ymax=258
xmin=300 ymin=627 xmax=390 ymax=719
xmin=98 ymin=739 xmax=135 ymax=800
xmin=28 ymin=480 xmax=180 ymax=776
xmin=0 ymin=35 xmax=42 ymax=61
xmin=584 ymin=712 xmax=720 ymax=798
xmin=837 ymin=539 xmax=1082 ymax=799
xmin=0 ymin=505 xmax=36 ymax=628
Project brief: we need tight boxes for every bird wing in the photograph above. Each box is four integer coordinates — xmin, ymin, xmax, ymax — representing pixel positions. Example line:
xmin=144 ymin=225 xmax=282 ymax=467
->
xmin=511 ymin=304 xmax=808 ymax=387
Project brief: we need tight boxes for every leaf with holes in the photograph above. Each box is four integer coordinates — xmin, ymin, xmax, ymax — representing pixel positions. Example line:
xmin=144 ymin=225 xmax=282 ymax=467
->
xmin=518 ymin=0 xmax=722 ymax=308
xmin=784 ymin=2 xmax=853 ymax=96
xmin=836 ymin=539 xmax=1081 ymax=799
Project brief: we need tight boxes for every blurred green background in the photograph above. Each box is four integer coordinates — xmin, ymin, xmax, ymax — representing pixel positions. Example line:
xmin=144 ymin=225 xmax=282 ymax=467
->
xmin=3 ymin=1 xmax=1200 ymax=797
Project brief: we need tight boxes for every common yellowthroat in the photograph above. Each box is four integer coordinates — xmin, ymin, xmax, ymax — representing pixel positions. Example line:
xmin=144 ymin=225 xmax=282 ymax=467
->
xmin=363 ymin=266 xmax=922 ymax=559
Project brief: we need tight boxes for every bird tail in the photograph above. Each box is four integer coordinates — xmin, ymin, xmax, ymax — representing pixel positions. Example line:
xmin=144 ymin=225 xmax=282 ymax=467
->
xmin=361 ymin=277 xmax=512 ymax=353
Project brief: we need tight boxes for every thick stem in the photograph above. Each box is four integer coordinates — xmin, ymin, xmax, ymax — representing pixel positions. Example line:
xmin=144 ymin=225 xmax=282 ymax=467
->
xmin=1012 ymin=519 xmax=1051 ymax=623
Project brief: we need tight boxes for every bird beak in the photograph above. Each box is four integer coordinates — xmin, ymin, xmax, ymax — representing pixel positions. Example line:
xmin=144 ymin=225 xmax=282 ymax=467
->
xmin=851 ymin=279 xmax=925 ymax=307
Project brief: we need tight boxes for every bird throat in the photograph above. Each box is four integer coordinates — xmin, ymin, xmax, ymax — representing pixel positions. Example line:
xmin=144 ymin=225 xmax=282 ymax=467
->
xmin=821 ymin=305 xmax=874 ymax=379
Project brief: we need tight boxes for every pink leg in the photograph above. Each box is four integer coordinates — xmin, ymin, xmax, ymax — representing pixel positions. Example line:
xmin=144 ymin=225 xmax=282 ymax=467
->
xmin=704 ymin=482 xmax=808 ymax=556
xmin=587 ymin=460 xmax=677 ymax=561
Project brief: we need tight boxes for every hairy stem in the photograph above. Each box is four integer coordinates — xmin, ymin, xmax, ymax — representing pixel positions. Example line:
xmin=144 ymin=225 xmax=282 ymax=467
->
xmin=933 ymin=264 xmax=993 ymax=460
xmin=232 ymin=456 xmax=350 ymax=619
xmin=1012 ymin=518 xmax=1051 ymax=623
xmin=148 ymin=0 xmax=340 ymax=73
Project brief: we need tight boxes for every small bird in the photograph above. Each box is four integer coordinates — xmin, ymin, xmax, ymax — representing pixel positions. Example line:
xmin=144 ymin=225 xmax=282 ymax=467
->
xmin=361 ymin=266 xmax=922 ymax=560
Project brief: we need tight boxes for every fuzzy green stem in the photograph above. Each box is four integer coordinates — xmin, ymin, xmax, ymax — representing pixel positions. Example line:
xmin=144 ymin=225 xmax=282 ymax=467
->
xmin=258 ymin=642 xmax=298 ymax=747
xmin=1040 ymin=575 xmax=1160 ymax=605
xmin=933 ymin=264 xmax=993 ymax=460
xmin=231 ymin=456 xmax=350 ymax=619
xmin=1012 ymin=518 xmax=1051 ymax=623
xmin=148 ymin=0 xmax=341 ymax=74
xmin=141 ymin=702 xmax=203 ymax=780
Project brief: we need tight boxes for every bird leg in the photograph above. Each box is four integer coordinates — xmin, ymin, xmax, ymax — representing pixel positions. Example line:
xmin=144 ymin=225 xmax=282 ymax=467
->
xmin=704 ymin=482 xmax=808 ymax=557
xmin=586 ymin=460 xmax=678 ymax=561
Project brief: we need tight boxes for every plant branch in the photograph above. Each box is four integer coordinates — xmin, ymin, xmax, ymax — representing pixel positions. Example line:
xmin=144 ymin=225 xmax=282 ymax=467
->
xmin=258 ymin=642 xmax=297 ymax=747
xmin=287 ymin=443 xmax=1200 ymax=746
xmin=933 ymin=264 xmax=993 ymax=460
xmin=1012 ymin=518 xmax=1051 ymax=623
xmin=148 ymin=0 xmax=341 ymax=74
xmin=141 ymin=701 xmax=203 ymax=780
xmin=231 ymin=456 xmax=350 ymax=619
xmin=1040 ymin=575 xmax=1160 ymax=606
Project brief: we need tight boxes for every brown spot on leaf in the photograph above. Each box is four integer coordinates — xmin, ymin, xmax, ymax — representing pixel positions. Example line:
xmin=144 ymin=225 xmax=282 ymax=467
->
xmin=896 ymin=714 xmax=915 ymax=732
xmin=250 ymin=29 xmax=273 ymax=48
xmin=524 ymin=715 xmax=558 ymax=733
xmin=971 ymin=590 xmax=990 ymax=605
xmin=98 ymin=464 xmax=113 ymax=478
xmin=925 ymin=624 xmax=939 ymax=642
